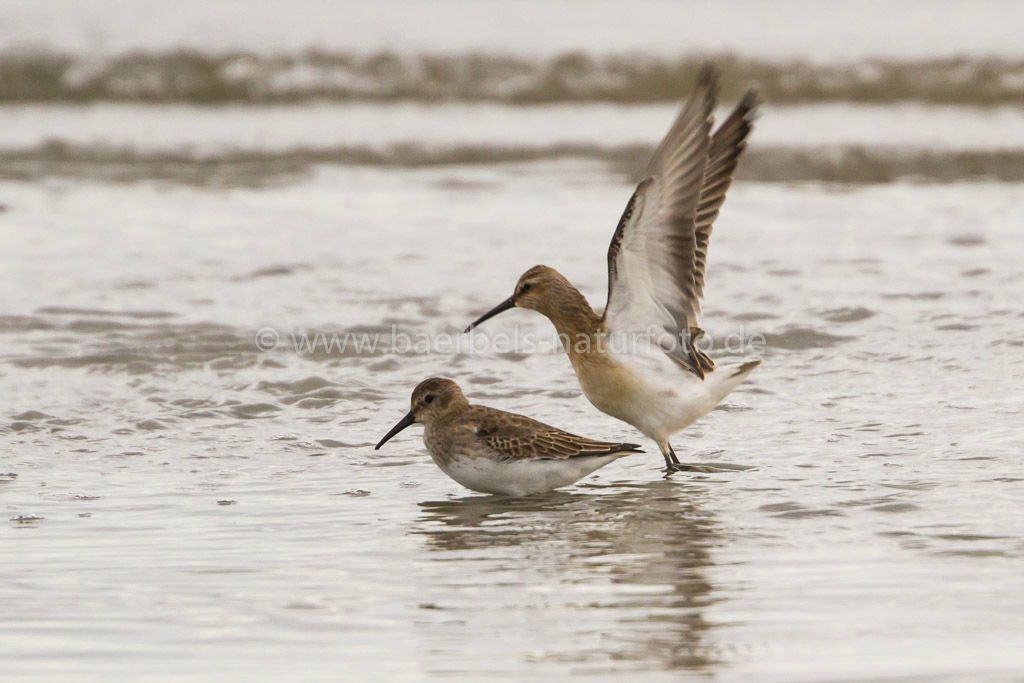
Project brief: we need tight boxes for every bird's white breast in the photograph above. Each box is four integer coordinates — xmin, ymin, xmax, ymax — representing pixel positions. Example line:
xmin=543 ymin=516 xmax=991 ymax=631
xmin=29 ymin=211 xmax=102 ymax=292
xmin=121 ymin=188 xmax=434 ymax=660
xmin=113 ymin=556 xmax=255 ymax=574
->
xmin=577 ymin=346 xmax=718 ymax=441
xmin=430 ymin=451 xmax=621 ymax=497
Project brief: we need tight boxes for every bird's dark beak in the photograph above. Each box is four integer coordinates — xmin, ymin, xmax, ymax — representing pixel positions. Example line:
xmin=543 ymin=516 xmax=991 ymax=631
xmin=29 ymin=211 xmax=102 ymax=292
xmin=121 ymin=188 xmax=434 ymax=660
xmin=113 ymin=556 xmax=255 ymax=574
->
xmin=464 ymin=296 xmax=516 ymax=333
xmin=375 ymin=411 xmax=416 ymax=450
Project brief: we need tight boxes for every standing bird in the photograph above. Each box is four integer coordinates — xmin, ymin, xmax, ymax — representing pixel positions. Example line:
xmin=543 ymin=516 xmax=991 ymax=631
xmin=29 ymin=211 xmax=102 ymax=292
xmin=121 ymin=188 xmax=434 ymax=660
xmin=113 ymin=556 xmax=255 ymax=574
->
xmin=375 ymin=378 xmax=642 ymax=496
xmin=465 ymin=67 xmax=761 ymax=474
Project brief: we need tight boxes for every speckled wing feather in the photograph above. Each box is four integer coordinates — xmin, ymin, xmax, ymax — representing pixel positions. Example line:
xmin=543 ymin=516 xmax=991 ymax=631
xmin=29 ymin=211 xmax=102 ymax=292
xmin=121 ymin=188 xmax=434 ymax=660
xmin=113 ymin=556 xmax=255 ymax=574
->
xmin=468 ymin=406 xmax=642 ymax=461
xmin=603 ymin=65 xmax=717 ymax=336
xmin=693 ymin=89 xmax=759 ymax=302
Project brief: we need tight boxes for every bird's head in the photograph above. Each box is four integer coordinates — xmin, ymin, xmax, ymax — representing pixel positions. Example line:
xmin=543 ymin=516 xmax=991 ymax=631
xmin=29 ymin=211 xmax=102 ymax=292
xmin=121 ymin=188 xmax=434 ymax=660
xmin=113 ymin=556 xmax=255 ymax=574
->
xmin=464 ymin=265 xmax=578 ymax=331
xmin=374 ymin=377 xmax=469 ymax=449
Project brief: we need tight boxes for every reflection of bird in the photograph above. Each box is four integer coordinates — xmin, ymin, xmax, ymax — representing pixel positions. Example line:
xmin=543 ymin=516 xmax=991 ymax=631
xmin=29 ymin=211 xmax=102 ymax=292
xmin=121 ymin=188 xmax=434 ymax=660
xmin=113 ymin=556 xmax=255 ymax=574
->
xmin=416 ymin=482 xmax=723 ymax=670
xmin=375 ymin=377 xmax=641 ymax=496
xmin=465 ymin=66 xmax=761 ymax=473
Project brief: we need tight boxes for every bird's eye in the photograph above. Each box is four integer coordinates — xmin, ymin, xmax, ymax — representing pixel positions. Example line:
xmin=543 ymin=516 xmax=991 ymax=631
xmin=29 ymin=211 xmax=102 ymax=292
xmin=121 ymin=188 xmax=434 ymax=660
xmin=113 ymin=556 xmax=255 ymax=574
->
xmin=424 ymin=394 xmax=435 ymax=404
xmin=520 ymin=283 xmax=532 ymax=294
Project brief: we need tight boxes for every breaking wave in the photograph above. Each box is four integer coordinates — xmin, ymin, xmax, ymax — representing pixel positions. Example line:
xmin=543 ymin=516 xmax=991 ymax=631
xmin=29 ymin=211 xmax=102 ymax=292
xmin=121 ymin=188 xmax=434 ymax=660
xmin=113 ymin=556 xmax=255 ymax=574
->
xmin=2 ymin=141 xmax=1023 ymax=186
xmin=2 ymin=50 xmax=1023 ymax=104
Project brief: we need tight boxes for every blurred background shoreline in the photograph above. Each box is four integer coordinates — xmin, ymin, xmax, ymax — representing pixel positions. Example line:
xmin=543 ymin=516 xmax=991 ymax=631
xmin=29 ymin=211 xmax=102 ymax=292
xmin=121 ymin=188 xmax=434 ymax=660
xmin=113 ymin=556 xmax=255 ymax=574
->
xmin=1 ymin=54 xmax=1023 ymax=187
xmin=3 ymin=51 xmax=1023 ymax=105
xmin=3 ymin=0 xmax=1022 ymax=188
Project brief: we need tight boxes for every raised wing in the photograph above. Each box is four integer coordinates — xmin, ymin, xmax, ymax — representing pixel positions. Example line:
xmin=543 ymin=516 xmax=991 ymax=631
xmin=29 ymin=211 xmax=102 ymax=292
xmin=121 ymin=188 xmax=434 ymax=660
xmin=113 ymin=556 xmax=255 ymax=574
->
xmin=603 ymin=65 xmax=717 ymax=342
xmin=470 ymin=407 xmax=641 ymax=461
xmin=694 ymin=89 xmax=760 ymax=301
xmin=603 ymin=67 xmax=758 ymax=377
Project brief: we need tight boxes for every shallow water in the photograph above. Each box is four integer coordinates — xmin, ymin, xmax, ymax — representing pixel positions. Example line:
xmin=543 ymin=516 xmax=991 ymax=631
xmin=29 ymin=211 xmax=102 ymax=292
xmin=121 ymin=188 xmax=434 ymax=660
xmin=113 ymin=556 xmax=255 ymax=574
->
xmin=5 ymin=103 xmax=1024 ymax=152
xmin=3 ymin=155 xmax=1024 ymax=680
xmin=3 ymin=4 xmax=1024 ymax=678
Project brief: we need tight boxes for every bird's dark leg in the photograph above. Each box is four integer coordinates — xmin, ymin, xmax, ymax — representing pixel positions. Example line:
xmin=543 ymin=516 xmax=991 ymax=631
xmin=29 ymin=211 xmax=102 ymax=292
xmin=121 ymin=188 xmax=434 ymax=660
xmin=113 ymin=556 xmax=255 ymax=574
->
xmin=660 ymin=442 xmax=687 ymax=475
xmin=658 ymin=440 xmax=674 ymax=471
xmin=663 ymin=443 xmax=701 ymax=475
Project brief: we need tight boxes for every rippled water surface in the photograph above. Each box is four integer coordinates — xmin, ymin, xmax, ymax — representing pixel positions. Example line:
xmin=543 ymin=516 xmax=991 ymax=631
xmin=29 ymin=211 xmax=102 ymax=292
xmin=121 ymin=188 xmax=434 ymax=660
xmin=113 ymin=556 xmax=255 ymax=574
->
xmin=3 ymin=3 xmax=1024 ymax=680
xmin=4 ymin=158 xmax=1024 ymax=680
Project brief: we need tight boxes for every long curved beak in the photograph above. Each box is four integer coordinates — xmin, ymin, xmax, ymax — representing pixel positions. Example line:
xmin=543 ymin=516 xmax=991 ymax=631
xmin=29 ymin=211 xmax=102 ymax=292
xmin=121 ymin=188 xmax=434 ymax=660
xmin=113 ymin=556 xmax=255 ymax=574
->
xmin=464 ymin=296 xmax=515 ymax=333
xmin=375 ymin=411 xmax=416 ymax=450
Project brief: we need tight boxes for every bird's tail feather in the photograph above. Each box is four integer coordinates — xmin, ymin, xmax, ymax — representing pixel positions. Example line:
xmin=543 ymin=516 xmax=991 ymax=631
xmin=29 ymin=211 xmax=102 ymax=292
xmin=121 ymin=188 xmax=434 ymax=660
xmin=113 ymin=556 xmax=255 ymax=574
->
xmin=705 ymin=359 xmax=761 ymax=403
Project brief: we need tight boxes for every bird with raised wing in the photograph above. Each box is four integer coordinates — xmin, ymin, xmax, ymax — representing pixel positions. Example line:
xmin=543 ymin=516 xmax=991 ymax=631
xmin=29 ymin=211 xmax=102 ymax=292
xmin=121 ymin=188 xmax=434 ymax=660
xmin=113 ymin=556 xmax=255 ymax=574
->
xmin=375 ymin=378 xmax=642 ymax=496
xmin=465 ymin=66 xmax=762 ymax=474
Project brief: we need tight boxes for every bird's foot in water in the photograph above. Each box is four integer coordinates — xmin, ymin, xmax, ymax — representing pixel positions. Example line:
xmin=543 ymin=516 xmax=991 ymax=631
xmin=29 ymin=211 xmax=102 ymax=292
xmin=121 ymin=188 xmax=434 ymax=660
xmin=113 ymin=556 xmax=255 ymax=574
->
xmin=661 ymin=444 xmax=750 ymax=476
xmin=663 ymin=461 xmax=753 ymax=476
xmin=663 ymin=462 xmax=701 ymax=476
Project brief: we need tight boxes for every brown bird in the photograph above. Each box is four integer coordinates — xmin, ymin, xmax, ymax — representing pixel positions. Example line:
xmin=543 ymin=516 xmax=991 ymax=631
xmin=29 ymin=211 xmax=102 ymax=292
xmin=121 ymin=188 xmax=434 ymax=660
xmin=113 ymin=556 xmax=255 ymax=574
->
xmin=375 ymin=378 xmax=642 ymax=496
xmin=465 ymin=66 xmax=762 ymax=473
